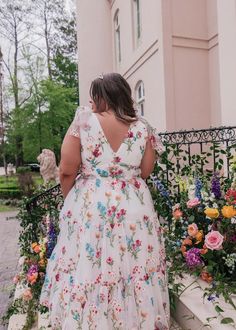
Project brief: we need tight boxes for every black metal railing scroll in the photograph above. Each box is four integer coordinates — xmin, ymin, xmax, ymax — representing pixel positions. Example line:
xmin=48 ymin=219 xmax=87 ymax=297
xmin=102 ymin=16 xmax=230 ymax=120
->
xmin=26 ymin=125 xmax=236 ymax=212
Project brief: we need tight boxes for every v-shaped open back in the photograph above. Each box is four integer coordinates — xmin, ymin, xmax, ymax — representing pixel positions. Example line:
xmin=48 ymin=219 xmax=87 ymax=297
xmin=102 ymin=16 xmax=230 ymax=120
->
xmin=93 ymin=112 xmax=137 ymax=155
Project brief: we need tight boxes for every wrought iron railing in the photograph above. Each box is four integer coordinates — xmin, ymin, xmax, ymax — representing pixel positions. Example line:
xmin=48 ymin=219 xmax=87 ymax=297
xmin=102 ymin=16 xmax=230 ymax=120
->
xmin=26 ymin=125 xmax=236 ymax=211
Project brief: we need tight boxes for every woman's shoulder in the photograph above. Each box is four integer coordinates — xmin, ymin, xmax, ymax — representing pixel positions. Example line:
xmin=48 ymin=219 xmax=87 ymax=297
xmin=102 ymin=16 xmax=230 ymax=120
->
xmin=136 ymin=115 xmax=165 ymax=155
xmin=74 ymin=105 xmax=93 ymax=118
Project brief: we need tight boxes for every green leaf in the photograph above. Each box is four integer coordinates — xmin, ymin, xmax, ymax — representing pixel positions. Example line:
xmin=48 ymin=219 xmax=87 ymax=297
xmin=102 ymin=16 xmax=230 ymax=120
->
xmin=215 ymin=305 xmax=224 ymax=313
xmin=221 ymin=317 xmax=234 ymax=324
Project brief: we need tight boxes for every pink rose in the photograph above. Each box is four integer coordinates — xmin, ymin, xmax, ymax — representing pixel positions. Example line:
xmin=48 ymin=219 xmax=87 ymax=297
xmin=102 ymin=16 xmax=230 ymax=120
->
xmin=204 ymin=231 xmax=224 ymax=250
xmin=187 ymin=198 xmax=200 ymax=208
xmin=13 ymin=274 xmax=20 ymax=284
xmin=188 ymin=223 xmax=198 ymax=237
xmin=22 ymin=288 xmax=33 ymax=301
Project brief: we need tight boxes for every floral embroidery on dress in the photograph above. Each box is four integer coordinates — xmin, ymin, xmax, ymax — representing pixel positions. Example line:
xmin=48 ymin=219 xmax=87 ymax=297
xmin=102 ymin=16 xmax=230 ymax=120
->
xmin=39 ymin=106 xmax=170 ymax=329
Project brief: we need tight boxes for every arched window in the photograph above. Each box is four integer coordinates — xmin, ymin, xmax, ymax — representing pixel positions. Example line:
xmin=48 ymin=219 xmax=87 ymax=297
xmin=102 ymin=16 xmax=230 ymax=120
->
xmin=132 ymin=0 xmax=141 ymax=46
xmin=114 ymin=10 xmax=121 ymax=63
xmin=135 ymin=81 xmax=145 ymax=116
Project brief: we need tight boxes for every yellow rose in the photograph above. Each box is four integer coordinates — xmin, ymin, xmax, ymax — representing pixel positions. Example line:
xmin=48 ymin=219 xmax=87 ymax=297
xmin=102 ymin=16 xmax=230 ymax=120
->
xmin=221 ymin=205 xmax=236 ymax=218
xmin=204 ymin=208 xmax=219 ymax=219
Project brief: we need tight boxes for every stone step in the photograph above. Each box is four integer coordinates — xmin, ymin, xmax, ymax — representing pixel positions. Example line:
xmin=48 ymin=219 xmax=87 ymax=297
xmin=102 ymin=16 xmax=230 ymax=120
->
xmin=172 ymin=274 xmax=236 ymax=330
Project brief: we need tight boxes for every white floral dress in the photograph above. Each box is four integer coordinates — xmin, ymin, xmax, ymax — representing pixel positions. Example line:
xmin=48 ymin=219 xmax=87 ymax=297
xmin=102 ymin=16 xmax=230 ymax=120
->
xmin=40 ymin=106 xmax=170 ymax=330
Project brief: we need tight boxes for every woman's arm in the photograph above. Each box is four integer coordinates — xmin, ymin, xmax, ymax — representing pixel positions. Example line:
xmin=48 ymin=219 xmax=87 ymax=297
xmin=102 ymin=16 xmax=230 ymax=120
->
xmin=140 ymin=139 xmax=156 ymax=179
xmin=59 ymin=133 xmax=81 ymax=199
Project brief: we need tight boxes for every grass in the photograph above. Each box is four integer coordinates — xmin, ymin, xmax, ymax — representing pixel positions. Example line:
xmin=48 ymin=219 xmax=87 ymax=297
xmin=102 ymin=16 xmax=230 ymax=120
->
xmin=0 ymin=204 xmax=18 ymax=212
xmin=0 ymin=173 xmax=43 ymax=189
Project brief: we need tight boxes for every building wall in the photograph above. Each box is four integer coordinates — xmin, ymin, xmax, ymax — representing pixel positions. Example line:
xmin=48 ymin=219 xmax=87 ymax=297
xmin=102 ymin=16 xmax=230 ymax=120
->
xmin=109 ymin=0 xmax=167 ymax=129
xmin=76 ymin=0 xmax=113 ymax=105
xmin=217 ymin=0 xmax=236 ymax=126
xmin=76 ymin=0 xmax=236 ymax=131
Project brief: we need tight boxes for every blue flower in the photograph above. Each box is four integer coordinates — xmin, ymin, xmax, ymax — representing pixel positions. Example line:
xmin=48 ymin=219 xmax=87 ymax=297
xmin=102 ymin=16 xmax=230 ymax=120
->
xmin=96 ymin=178 xmax=101 ymax=187
xmin=69 ymin=275 xmax=74 ymax=286
xmin=195 ymin=177 xmax=202 ymax=200
xmin=85 ymin=243 xmax=95 ymax=257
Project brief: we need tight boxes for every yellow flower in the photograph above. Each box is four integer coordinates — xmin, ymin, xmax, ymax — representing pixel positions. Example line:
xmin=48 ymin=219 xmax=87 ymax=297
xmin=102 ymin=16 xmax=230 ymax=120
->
xmin=204 ymin=208 xmax=219 ymax=219
xmin=221 ymin=205 xmax=236 ymax=218
xmin=195 ymin=230 xmax=204 ymax=244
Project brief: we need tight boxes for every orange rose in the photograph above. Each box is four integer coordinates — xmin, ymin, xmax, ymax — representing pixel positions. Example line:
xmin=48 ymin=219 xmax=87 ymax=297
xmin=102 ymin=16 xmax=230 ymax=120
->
xmin=200 ymin=248 xmax=208 ymax=255
xmin=181 ymin=245 xmax=187 ymax=255
xmin=204 ymin=208 xmax=219 ymax=219
xmin=33 ymin=245 xmax=41 ymax=253
xmin=195 ymin=230 xmax=204 ymax=244
xmin=182 ymin=237 xmax=192 ymax=246
xmin=201 ymin=271 xmax=213 ymax=283
xmin=221 ymin=205 xmax=236 ymax=218
xmin=27 ymin=272 xmax=38 ymax=285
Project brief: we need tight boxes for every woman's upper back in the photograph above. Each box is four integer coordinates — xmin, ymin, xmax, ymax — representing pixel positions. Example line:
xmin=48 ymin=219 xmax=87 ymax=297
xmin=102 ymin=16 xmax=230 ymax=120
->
xmin=68 ymin=106 xmax=164 ymax=179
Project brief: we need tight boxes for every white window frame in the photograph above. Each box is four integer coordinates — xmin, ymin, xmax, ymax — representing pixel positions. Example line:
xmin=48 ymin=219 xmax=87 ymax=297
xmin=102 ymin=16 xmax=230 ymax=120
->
xmin=132 ymin=0 xmax=142 ymax=47
xmin=114 ymin=10 xmax=121 ymax=64
xmin=135 ymin=81 xmax=145 ymax=116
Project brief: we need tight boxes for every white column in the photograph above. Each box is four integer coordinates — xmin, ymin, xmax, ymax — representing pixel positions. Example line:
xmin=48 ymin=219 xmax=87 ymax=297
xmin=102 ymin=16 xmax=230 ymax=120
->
xmin=76 ymin=0 xmax=113 ymax=105
xmin=217 ymin=0 xmax=236 ymax=125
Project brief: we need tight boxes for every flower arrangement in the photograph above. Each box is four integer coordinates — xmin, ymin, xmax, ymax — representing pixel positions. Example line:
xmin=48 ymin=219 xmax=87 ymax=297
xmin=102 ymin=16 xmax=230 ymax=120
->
xmin=162 ymin=155 xmax=236 ymax=325
xmin=1 ymin=185 xmax=62 ymax=329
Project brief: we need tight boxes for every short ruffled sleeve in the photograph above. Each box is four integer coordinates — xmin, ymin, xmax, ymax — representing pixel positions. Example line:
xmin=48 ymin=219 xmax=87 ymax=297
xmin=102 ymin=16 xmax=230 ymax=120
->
xmin=67 ymin=106 xmax=92 ymax=138
xmin=138 ymin=116 xmax=165 ymax=156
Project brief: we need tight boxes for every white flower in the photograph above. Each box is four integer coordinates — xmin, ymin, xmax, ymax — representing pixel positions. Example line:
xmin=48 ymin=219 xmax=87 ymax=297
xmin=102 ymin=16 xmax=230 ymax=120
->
xmin=18 ymin=256 xmax=25 ymax=266
xmin=231 ymin=217 xmax=236 ymax=224
xmin=43 ymin=237 xmax=48 ymax=243
xmin=188 ymin=184 xmax=195 ymax=200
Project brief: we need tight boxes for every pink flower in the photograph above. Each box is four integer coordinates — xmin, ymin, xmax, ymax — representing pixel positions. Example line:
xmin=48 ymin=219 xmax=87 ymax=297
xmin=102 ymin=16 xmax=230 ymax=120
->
xmin=92 ymin=146 xmax=101 ymax=157
xmin=22 ymin=288 xmax=33 ymax=301
xmin=67 ymin=210 xmax=72 ymax=218
xmin=121 ymin=181 xmax=126 ymax=189
xmin=148 ymin=245 xmax=154 ymax=253
xmin=134 ymin=180 xmax=141 ymax=189
xmin=106 ymin=257 xmax=114 ymax=265
xmin=128 ymin=131 xmax=134 ymax=138
xmin=135 ymin=239 xmax=142 ymax=247
xmin=55 ymin=273 xmax=60 ymax=281
xmin=13 ymin=274 xmax=20 ymax=284
xmin=120 ymin=209 xmax=126 ymax=216
xmin=187 ymin=197 xmax=200 ymax=208
xmin=204 ymin=231 xmax=224 ymax=250
xmin=114 ymin=156 xmax=121 ymax=163
xmin=96 ymin=250 xmax=101 ymax=258
xmin=187 ymin=223 xmax=198 ymax=237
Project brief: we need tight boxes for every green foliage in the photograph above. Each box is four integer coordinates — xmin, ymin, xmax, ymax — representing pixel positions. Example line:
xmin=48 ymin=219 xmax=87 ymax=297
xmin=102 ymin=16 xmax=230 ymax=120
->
xmin=151 ymin=140 xmax=236 ymax=325
xmin=2 ymin=184 xmax=62 ymax=328
xmin=7 ymin=79 xmax=77 ymax=163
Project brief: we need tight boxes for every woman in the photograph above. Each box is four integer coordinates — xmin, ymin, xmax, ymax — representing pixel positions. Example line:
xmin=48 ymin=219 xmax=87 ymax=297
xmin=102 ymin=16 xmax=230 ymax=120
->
xmin=40 ymin=73 xmax=170 ymax=329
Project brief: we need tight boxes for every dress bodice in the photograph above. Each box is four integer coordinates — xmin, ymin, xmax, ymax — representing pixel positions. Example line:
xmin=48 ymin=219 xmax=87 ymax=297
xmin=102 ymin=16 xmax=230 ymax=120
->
xmin=68 ymin=106 xmax=164 ymax=180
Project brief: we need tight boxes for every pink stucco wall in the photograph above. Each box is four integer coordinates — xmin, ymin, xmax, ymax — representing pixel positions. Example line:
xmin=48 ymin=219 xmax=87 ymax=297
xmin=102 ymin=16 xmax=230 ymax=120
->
xmin=76 ymin=0 xmax=236 ymax=131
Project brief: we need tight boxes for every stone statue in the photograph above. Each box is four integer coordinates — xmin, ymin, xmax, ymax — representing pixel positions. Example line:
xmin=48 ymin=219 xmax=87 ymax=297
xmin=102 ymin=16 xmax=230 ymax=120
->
xmin=37 ymin=149 xmax=59 ymax=184
xmin=7 ymin=163 xmax=14 ymax=175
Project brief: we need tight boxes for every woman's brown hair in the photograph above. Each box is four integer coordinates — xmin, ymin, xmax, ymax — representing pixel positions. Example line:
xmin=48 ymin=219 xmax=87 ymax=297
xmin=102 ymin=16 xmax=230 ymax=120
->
xmin=89 ymin=73 xmax=137 ymax=123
